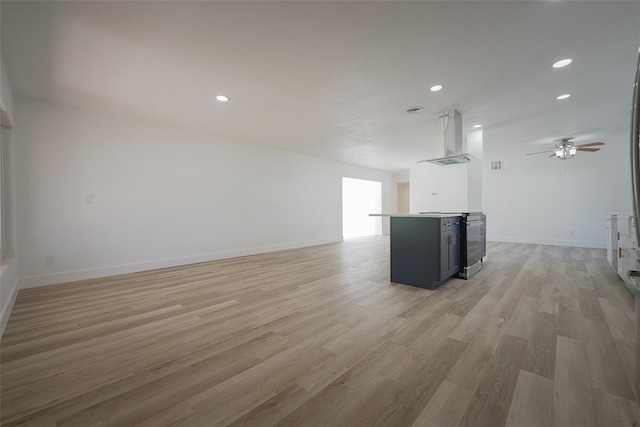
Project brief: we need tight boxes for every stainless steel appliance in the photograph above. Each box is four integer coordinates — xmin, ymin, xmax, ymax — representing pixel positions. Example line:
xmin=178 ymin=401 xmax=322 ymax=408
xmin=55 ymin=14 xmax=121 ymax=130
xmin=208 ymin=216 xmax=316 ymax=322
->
xmin=458 ymin=213 xmax=486 ymax=279
xmin=627 ymin=49 xmax=640 ymax=392
xmin=631 ymin=49 xmax=640 ymax=269
xmin=418 ymin=110 xmax=471 ymax=166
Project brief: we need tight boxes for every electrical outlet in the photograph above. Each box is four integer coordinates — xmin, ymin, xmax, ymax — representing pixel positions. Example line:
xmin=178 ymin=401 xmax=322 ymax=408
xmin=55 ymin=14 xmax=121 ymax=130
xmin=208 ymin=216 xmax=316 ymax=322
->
xmin=84 ymin=195 xmax=94 ymax=205
xmin=45 ymin=256 xmax=55 ymax=265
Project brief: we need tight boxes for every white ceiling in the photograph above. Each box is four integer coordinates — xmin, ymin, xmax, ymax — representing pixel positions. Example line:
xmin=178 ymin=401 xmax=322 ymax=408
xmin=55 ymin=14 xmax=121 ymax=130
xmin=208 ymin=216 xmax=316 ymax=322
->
xmin=2 ymin=1 xmax=639 ymax=171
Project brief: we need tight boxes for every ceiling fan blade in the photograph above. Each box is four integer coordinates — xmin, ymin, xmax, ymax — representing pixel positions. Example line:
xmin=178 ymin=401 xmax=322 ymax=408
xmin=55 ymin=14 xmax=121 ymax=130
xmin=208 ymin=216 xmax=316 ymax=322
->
xmin=576 ymin=141 xmax=605 ymax=148
xmin=526 ymin=150 xmax=555 ymax=156
xmin=548 ymin=153 xmax=556 ymax=157
xmin=576 ymin=147 xmax=600 ymax=152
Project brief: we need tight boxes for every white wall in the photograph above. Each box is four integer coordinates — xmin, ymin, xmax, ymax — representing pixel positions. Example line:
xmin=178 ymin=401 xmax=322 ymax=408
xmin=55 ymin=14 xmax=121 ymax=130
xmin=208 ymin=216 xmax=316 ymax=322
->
xmin=14 ymin=96 xmax=396 ymax=288
xmin=395 ymin=170 xmax=410 ymax=182
xmin=408 ymin=128 xmax=628 ymax=248
xmin=484 ymin=130 xmax=632 ymax=248
xmin=409 ymin=163 xmax=468 ymax=213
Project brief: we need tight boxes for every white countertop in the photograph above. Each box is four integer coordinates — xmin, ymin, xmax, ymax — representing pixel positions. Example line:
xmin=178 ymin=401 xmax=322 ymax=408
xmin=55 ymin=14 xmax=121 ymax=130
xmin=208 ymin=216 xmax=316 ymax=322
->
xmin=369 ymin=213 xmax=462 ymax=218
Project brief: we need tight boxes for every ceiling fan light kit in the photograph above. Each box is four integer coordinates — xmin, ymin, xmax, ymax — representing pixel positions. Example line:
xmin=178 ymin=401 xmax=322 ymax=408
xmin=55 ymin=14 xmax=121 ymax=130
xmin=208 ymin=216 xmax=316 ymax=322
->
xmin=526 ymin=137 xmax=604 ymax=160
xmin=555 ymin=146 xmax=577 ymax=160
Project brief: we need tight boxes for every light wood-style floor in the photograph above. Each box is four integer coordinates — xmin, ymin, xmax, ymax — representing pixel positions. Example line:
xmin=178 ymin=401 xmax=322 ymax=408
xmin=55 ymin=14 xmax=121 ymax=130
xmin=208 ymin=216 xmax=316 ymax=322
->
xmin=1 ymin=237 xmax=639 ymax=426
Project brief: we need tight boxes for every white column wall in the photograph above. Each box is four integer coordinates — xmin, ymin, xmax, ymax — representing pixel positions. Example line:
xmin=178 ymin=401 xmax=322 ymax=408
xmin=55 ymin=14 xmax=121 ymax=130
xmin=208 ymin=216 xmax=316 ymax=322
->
xmin=467 ymin=129 xmax=483 ymax=212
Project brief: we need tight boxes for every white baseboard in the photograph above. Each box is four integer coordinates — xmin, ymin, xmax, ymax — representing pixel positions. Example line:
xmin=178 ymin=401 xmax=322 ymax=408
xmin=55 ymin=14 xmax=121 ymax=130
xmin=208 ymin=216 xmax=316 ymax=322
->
xmin=487 ymin=235 xmax=606 ymax=249
xmin=1 ymin=277 xmax=19 ymax=337
xmin=18 ymin=237 xmax=342 ymax=289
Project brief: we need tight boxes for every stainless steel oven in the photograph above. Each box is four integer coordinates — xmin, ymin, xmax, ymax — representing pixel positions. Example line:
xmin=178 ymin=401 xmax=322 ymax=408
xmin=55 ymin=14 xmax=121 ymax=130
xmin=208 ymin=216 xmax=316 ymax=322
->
xmin=458 ymin=213 xmax=486 ymax=279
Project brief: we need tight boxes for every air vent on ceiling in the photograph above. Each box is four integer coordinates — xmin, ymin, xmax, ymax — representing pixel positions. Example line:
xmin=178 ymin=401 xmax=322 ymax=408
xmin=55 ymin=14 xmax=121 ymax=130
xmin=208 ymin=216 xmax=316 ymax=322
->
xmin=404 ymin=106 xmax=424 ymax=114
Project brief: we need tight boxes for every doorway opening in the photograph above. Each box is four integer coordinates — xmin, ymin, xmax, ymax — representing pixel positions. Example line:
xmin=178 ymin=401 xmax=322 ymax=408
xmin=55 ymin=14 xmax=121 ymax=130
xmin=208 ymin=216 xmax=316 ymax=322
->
xmin=397 ymin=182 xmax=409 ymax=213
xmin=342 ymin=177 xmax=382 ymax=239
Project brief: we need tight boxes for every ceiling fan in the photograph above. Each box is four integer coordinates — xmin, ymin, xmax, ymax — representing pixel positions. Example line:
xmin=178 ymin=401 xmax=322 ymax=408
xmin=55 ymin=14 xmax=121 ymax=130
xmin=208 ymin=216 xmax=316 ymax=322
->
xmin=526 ymin=137 xmax=605 ymax=160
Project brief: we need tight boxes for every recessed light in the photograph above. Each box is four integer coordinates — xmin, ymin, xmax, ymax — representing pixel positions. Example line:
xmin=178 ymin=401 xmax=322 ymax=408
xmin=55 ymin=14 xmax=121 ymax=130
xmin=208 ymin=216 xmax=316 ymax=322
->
xmin=473 ymin=124 xmax=483 ymax=128
xmin=216 ymin=95 xmax=230 ymax=102
xmin=430 ymin=84 xmax=443 ymax=92
xmin=404 ymin=106 xmax=424 ymax=114
xmin=556 ymin=94 xmax=571 ymax=100
xmin=553 ymin=58 xmax=572 ymax=68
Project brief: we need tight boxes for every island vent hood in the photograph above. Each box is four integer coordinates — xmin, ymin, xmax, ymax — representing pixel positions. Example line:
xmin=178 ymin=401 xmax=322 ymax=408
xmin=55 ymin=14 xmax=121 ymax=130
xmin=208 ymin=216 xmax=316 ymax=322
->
xmin=418 ymin=109 xmax=470 ymax=166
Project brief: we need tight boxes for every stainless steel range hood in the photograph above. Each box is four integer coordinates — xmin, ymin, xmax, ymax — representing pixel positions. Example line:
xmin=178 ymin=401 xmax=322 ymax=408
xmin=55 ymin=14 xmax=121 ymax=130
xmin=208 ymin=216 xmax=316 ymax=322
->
xmin=418 ymin=109 xmax=470 ymax=166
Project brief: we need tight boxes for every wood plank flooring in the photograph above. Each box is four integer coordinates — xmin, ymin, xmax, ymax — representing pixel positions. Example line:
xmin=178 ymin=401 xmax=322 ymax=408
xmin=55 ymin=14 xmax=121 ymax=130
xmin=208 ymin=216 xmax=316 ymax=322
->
xmin=1 ymin=237 xmax=639 ymax=426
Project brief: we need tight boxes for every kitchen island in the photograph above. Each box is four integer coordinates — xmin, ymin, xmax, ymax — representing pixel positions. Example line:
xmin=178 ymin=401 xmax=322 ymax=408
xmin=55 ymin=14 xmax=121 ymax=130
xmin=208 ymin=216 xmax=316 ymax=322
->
xmin=372 ymin=214 xmax=462 ymax=290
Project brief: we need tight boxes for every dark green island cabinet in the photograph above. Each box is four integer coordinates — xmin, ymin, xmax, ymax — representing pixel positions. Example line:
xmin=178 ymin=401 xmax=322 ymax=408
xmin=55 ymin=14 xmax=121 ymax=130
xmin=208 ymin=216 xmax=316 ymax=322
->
xmin=390 ymin=215 xmax=461 ymax=290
